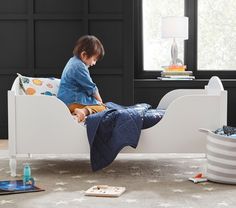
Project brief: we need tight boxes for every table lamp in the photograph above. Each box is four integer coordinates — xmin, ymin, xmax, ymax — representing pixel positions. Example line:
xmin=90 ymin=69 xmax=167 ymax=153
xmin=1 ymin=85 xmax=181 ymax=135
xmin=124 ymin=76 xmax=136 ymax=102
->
xmin=161 ymin=16 xmax=189 ymax=66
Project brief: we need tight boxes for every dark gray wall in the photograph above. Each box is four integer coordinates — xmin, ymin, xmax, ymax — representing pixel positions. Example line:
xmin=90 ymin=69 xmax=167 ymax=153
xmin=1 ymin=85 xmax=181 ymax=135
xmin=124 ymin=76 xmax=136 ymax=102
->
xmin=1 ymin=0 xmax=236 ymax=138
xmin=0 ymin=0 xmax=134 ymax=138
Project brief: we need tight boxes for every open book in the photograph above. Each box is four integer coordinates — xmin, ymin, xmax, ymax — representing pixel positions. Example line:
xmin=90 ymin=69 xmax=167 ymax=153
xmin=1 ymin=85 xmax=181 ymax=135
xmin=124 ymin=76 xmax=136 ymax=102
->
xmin=0 ymin=180 xmax=44 ymax=195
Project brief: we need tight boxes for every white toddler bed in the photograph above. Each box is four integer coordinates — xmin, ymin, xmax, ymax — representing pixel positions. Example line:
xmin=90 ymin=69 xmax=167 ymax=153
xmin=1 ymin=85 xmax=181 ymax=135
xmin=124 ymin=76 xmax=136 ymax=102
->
xmin=8 ymin=76 xmax=227 ymax=176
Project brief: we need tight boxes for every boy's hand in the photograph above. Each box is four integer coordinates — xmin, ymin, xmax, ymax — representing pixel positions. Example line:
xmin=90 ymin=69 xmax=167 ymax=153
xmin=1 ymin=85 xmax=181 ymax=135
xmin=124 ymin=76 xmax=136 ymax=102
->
xmin=93 ymin=91 xmax=103 ymax=103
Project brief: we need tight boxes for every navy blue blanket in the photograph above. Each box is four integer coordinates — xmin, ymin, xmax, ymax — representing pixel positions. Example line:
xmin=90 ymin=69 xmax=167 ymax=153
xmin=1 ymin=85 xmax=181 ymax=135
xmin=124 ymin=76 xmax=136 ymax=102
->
xmin=86 ymin=102 xmax=165 ymax=171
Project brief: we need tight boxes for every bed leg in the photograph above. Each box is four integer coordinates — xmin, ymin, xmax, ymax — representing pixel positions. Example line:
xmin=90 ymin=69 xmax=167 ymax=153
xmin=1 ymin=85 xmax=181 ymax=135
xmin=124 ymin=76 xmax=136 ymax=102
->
xmin=9 ymin=155 xmax=17 ymax=177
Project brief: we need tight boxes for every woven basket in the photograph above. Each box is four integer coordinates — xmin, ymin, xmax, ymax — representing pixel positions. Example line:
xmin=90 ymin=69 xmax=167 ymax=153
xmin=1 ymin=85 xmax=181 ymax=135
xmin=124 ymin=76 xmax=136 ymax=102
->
xmin=200 ymin=128 xmax=236 ymax=184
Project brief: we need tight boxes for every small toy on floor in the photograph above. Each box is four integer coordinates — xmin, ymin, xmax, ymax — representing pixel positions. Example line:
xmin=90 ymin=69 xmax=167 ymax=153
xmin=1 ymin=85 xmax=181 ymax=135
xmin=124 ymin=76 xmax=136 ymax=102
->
xmin=23 ymin=163 xmax=34 ymax=186
xmin=85 ymin=185 xmax=126 ymax=197
xmin=188 ymin=173 xmax=208 ymax=184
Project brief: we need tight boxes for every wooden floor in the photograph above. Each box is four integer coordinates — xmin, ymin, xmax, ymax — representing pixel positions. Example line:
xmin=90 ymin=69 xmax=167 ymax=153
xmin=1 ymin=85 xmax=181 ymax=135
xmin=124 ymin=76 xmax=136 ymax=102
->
xmin=0 ymin=139 xmax=8 ymax=150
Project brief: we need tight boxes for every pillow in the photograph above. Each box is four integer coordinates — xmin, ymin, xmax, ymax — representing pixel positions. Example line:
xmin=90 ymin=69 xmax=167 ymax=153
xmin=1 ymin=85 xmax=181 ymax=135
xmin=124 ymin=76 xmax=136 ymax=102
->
xmin=17 ymin=73 xmax=60 ymax=96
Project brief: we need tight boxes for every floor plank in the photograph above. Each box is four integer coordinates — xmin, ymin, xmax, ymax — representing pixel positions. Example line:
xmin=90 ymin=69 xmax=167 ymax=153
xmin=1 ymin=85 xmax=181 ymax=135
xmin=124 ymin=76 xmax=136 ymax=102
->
xmin=0 ymin=139 xmax=8 ymax=150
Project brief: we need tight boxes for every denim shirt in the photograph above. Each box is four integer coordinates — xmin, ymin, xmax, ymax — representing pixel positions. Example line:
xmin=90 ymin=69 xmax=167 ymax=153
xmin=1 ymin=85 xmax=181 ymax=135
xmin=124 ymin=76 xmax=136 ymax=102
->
xmin=57 ymin=56 xmax=99 ymax=106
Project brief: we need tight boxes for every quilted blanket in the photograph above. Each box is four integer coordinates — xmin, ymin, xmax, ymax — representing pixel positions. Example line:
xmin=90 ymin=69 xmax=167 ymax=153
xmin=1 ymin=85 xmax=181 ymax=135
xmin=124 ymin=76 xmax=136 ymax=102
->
xmin=86 ymin=102 xmax=165 ymax=171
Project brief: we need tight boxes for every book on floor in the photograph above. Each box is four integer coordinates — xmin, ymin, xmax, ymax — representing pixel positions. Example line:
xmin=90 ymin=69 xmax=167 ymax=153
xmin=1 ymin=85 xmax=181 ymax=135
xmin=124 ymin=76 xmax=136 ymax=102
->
xmin=0 ymin=180 xmax=44 ymax=195
xmin=188 ymin=173 xmax=208 ymax=183
xmin=85 ymin=185 xmax=126 ymax=197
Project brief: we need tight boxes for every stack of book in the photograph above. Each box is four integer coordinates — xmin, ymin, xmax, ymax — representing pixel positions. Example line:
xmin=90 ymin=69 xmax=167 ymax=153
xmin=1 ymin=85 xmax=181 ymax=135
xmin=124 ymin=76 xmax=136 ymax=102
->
xmin=158 ymin=71 xmax=195 ymax=80
xmin=162 ymin=65 xmax=187 ymax=72
xmin=158 ymin=65 xmax=195 ymax=80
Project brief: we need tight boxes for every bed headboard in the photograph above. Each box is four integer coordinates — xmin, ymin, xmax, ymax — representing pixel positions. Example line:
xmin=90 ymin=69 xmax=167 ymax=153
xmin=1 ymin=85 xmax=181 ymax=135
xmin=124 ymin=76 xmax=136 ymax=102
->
xmin=11 ymin=77 xmax=23 ymax=95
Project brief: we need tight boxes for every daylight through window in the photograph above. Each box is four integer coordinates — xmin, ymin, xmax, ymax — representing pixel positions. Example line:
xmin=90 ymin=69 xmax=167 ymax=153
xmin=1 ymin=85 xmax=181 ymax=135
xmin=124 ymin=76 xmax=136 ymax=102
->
xmin=142 ymin=0 xmax=184 ymax=71
xmin=198 ymin=0 xmax=236 ymax=70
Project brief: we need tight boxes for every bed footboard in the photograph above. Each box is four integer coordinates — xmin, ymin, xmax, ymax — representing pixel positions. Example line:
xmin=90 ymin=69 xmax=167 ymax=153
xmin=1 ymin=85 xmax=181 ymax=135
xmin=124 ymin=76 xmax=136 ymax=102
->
xmin=123 ymin=90 xmax=227 ymax=153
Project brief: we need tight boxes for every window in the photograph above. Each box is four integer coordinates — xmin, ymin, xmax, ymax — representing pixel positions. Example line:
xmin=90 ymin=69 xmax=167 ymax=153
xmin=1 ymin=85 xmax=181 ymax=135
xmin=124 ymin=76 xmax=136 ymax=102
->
xmin=198 ymin=0 xmax=236 ymax=71
xmin=143 ymin=0 xmax=185 ymax=71
xmin=135 ymin=0 xmax=236 ymax=79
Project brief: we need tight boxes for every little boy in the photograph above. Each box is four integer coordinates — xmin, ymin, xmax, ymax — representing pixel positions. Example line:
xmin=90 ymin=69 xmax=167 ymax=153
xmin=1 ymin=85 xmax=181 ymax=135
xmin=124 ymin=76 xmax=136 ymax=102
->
xmin=57 ymin=35 xmax=106 ymax=122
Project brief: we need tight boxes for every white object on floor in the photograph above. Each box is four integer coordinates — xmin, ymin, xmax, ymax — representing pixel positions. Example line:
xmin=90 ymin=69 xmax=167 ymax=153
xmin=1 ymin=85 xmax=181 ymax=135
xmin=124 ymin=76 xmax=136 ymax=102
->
xmin=189 ymin=177 xmax=208 ymax=184
xmin=8 ymin=76 xmax=227 ymax=177
xmin=85 ymin=185 xmax=126 ymax=197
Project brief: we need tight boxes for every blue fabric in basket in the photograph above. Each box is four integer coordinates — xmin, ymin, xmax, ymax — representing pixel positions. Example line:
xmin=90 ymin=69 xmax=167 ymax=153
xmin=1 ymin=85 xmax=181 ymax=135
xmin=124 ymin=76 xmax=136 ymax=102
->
xmin=214 ymin=125 xmax=236 ymax=138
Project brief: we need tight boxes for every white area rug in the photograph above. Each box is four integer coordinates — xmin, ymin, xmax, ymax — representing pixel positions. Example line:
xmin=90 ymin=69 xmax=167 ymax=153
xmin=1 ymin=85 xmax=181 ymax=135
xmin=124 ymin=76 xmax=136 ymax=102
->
xmin=0 ymin=154 xmax=236 ymax=208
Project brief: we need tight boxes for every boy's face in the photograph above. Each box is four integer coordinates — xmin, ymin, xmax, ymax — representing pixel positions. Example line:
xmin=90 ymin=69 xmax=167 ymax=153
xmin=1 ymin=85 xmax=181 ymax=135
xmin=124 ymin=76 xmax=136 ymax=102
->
xmin=82 ymin=54 xmax=97 ymax=68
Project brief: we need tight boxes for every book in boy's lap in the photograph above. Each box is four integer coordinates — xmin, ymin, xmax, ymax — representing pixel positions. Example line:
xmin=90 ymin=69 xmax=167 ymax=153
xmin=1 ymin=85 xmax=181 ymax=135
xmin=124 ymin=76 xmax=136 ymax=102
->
xmin=0 ymin=180 xmax=44 ymax=195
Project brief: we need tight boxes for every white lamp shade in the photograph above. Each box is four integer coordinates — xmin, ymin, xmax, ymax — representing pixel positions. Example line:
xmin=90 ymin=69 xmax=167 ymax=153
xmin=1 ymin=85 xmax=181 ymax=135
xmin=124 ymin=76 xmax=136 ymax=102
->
xmin=161 ymin=16 xmax=189 ymax=40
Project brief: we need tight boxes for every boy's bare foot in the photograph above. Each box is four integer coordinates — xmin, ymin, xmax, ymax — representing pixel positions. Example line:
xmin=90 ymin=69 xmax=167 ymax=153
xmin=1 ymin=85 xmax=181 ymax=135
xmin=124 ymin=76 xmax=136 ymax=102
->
xmin=74 ymin=108 xmax=88 ymax=122
xmin=72 ymin=114 xmax=80 ymax=122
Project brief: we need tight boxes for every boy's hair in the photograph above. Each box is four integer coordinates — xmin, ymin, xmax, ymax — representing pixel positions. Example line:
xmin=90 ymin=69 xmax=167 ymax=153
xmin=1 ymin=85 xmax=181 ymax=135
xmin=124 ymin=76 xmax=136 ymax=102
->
xmin=73 ymin=35 xmax=105 ymax=60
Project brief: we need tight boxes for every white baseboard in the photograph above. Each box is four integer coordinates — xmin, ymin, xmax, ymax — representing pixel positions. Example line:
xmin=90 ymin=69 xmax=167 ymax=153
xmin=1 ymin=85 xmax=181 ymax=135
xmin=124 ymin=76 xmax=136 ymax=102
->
xmin=0 ymin=152 xmax=206 ymax=159
xmin=0 ymin=150 xmax=8 ymax=156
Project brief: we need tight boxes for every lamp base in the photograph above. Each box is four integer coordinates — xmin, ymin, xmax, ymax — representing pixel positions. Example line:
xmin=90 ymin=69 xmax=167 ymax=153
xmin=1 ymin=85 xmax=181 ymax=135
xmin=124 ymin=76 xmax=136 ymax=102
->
xmin=170 ymin=58 xmax=183 ymax=66
xmin=170 ymin=38 xmax=183 ymax=66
